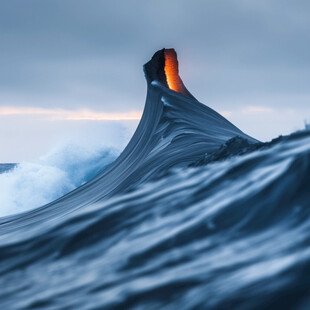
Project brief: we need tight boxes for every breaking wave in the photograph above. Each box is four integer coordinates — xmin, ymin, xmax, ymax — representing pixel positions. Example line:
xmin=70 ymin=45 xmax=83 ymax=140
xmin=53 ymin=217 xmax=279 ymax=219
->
xmin=0 ymin=144 xmax=119 ymax=216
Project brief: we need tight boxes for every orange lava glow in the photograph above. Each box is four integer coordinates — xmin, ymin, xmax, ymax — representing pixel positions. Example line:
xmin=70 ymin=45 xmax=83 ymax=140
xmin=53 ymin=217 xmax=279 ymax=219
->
xmin=164 ymin=49 xmax=185 ymax=95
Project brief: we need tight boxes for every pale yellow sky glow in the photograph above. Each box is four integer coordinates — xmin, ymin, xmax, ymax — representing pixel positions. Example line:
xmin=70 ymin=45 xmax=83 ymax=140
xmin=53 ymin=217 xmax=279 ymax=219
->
xmin=0 ymin=106 xmax=142 ymax=121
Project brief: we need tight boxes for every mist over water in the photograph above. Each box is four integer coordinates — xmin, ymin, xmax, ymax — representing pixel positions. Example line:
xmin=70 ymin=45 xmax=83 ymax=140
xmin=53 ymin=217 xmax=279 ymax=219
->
xmin=0 ymin=122 xmax=133 ymax=216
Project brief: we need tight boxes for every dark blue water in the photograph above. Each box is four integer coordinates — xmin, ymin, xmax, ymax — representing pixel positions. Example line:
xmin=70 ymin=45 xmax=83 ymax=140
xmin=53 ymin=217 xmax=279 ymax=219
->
xmin=0 ymin=164 xmax=16 ymax=174
xmin=1 ymin=49 xmax=309 ymax=309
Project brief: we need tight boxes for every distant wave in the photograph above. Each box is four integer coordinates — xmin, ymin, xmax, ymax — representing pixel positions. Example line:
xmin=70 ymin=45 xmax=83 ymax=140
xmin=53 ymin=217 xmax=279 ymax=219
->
xmin=1 ymin=49 xmax=309 ymax=310
xmin=0 ymin=164 xmax=16 ymax=174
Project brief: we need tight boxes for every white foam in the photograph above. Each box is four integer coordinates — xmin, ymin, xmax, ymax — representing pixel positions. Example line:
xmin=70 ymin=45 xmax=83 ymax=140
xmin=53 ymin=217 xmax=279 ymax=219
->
xmin=0 ymin=122 xmax=133 ymax=217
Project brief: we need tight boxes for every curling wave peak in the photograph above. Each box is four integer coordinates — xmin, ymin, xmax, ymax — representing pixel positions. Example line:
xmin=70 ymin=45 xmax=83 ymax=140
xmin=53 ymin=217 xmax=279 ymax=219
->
xmin=1 ymin=49 xmax=309 ymax=310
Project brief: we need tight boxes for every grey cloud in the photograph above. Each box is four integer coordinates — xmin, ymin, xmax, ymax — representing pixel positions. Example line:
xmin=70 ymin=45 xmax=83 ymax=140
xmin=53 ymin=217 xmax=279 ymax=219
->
xmin=0 ymin=0 xmax=309 ymax=114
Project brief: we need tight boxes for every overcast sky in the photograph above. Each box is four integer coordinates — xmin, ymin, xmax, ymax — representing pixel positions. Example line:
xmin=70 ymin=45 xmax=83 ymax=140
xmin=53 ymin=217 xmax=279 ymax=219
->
xmin=1 ymin=0 xmax=310 ymax=161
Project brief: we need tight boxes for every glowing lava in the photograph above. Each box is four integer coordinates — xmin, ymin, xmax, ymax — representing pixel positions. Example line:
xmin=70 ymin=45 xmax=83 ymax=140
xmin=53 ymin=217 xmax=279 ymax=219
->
xmin=164 ymin=49 xmax=186 ymax=95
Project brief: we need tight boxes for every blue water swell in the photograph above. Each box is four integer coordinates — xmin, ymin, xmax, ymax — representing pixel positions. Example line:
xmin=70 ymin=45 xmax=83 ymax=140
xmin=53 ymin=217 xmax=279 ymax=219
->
xmin=0 ymin=49 xmax=309 ymax=309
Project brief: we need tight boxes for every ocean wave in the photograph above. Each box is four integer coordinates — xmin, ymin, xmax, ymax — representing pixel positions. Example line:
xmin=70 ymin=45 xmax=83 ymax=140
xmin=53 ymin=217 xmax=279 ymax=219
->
xmin=1 ymin=48 xmax=309 ymax=309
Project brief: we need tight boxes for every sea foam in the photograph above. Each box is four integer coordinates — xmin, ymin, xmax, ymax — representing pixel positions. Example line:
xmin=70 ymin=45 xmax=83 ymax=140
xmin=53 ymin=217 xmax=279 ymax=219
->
xmin=0 ymin=122 xmax=132 ymax=216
